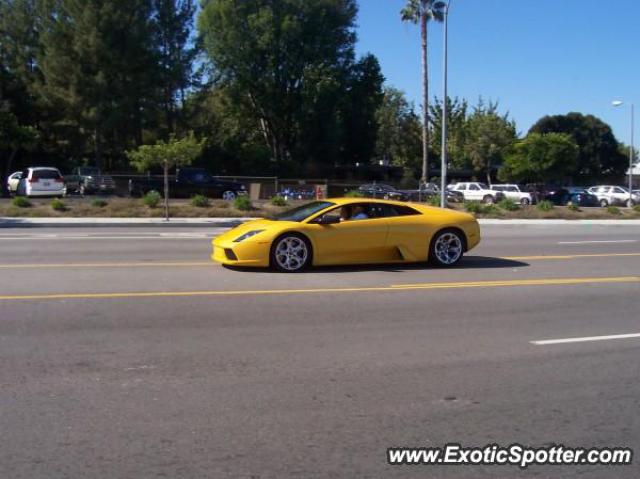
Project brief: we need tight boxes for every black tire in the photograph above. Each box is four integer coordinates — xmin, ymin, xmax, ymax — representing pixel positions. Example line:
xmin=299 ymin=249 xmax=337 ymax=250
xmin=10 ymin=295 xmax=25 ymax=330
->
xmin=270 ymin=233 xmax=312 ymax=272
xmin=222 ymin=190 xmax=236 ymax=201
xmin=520 ymin=197 xmax=530 ymax=206
xmin=429 ymin=229 xmax=465 ymax=268
xmin=599 ymin=199 xmax=608 ymax=208
xmin=483 ymin=195 xmax=495 ymax=205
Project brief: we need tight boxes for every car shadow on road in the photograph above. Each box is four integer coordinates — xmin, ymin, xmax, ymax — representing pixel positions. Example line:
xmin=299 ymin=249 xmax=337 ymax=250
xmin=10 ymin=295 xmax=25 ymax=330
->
xmin=224 ymin=256 xmax=529 ymax=274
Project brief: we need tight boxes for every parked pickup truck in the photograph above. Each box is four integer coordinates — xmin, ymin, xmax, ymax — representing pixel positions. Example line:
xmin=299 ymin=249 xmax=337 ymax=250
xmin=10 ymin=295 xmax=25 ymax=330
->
xmin=65 ymin=166 xmax=116 ymax=195
xmin=448 ymin=182 xmax=506 ymax=204
xmin=490 ymin=184 xmax=535 ymax=205
xmin=128 ymin=167 xmax=247 ymax=200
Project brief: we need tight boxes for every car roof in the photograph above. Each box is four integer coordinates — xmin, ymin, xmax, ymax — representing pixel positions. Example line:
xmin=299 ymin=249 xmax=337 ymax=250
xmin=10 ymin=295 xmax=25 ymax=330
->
xmin=27 ymin=166 xmax=61 ymax=171
xmin=325 ymin=197 xmax=424 ymax=208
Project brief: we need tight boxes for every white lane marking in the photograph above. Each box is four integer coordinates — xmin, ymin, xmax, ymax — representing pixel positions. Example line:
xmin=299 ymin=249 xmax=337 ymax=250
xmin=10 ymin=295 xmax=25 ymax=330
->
xmin=0 ymin=235 xmax=216 ymax=240
xmin=558 ymin=240 xmax=638 ymax=245
xmin=531 ymin=333 xmax=640 ymax=346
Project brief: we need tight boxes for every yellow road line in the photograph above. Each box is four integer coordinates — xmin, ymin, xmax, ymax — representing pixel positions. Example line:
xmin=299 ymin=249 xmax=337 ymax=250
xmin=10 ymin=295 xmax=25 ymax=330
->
xmin=0 ymin=252 xmax=638 ymax=270
xmin=391 ymin=276 xmax=639 ymax=288
xmin=0 ymin=276 xmax=637 ymax=302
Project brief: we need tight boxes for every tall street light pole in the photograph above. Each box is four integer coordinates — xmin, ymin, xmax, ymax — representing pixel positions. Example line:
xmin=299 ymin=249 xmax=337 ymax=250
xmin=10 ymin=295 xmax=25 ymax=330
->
xmin=439 ymin=0 xmax=452 ymax=208
xmin=613 ymin=100 xmax=635 ymax=207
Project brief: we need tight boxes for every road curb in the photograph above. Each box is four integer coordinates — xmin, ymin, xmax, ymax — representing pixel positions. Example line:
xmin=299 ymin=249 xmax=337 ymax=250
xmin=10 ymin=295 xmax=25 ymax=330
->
xmin=478 ymin=219 xmax=640 ymax=225
xmin=2 ymin=217 xmax=640 ymax=228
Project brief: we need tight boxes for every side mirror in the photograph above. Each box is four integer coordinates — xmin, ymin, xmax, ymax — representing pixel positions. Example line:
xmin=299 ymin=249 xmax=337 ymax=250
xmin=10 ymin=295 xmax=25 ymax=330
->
xmin=314 ymin=215 xmax=340 ymax=225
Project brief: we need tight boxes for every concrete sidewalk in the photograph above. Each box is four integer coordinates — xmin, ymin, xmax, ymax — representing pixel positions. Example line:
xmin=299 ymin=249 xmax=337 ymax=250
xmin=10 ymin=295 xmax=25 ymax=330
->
xmin=2 ymin=216 xmax=640 ymax=228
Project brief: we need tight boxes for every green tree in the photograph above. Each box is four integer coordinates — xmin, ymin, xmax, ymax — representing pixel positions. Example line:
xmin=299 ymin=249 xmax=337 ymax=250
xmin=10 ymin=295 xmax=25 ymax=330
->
xmin=499 ymin=133 xmax=579 ymax=184
xmin=401 ymin=0 xmax=444 ymax=183
xmin=430 ymin=96 xmax=468 ymax=169
xmin=0 ymin=109 xmax=37 ymax=196
xmin=464 ymin=100 xmax=517 ymax=183
xmin=151 ymin=0 xmax=199 ymax=135
xmin=529 ymin=112 xmax=627 ymax=183
xmin=127 ymin=132 xmax=205 ymax=219
xmin=198 ymin=0 xmax=375 ymax=171
xmin=375 ymin=86 xmax=421 ymax=170
xmin=38 ymin=0 xmax=158 ymax=167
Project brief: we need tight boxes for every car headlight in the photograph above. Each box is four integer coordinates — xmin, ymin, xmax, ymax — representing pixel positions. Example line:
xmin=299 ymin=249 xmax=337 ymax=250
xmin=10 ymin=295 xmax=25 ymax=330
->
xmin=234 ymin=230 xmax=265 ymax=243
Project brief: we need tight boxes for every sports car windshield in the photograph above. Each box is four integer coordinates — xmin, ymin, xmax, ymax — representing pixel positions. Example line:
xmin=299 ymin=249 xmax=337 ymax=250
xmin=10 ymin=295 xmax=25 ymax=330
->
xmin=274 ymin=201 xmax=335 ymax=222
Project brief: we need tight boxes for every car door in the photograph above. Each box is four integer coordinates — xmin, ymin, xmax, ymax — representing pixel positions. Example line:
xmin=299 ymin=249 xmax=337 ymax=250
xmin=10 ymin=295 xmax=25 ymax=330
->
xmin=467 ymin=183 xmax=482 ymax=201
xmin=305 ymin=203 xmax=390 ymax=265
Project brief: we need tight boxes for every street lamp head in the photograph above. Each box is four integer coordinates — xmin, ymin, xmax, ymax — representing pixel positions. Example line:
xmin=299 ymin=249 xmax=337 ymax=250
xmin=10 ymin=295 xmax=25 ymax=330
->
xmin=612 ymin=100 xmax=624 ymax=107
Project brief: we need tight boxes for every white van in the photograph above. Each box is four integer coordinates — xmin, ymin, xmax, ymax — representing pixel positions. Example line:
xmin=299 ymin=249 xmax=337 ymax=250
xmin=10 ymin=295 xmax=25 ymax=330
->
xmin=16 ymin=167 xmax=66 ymax=198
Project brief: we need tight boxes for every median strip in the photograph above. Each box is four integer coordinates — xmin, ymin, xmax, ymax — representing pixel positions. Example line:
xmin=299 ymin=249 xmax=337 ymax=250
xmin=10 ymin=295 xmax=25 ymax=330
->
xmin=0 ymin=276 xmax=637 ymax=302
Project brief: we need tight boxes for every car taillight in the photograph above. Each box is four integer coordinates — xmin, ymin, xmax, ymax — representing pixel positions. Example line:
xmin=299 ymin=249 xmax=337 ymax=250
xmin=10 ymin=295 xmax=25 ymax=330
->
xmin=28 ymin=178 xmax=34 ymax=183
xmin=55 ymin=177 xmax=64 ymax=183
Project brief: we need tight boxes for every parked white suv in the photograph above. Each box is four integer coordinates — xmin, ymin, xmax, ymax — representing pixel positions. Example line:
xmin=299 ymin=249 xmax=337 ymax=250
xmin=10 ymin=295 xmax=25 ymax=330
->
xmin=587 ymin=185 xmax=639 ymax=207
xmin=16 ymin=167 xmax=66 ymax=198
xmin=490 ymin=184 xmax=534 ymax=205
xmin=448 ymin=182 xmax=505 ymax=204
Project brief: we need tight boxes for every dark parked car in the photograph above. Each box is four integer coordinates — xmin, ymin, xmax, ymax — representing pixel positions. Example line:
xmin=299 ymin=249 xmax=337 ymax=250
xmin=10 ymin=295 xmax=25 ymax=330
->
xmin=65 ymin=166 xmax=115 ymax=195
xmin=128 ymin=168 xmax=246 ymax=200
xmin=543 ymin=188 xmax=599 ymax=207
xmin=357 ymin=184 xmax=409 ymax=201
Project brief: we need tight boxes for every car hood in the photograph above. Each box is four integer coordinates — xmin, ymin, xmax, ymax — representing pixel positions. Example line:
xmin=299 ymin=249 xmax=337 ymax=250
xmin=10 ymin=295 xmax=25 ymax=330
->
xmin=215 ymin=218 xmax=296 ymax=243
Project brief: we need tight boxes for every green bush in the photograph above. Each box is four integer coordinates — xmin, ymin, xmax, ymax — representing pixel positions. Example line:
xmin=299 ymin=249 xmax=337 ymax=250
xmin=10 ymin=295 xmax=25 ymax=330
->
xmin=12 ymin=196 xmax=31 ymax=208
xmin=465 ymin=201 xmax=484 ymax=214
xmin=607 ymin=206 xmax=621 ymax=215
xmin=191 ymin=194 xmax=210 ymax=208
xmin=91 ymin=199 xmax=108 ymax=208
xmin=427 ymin=195 xmax=442 ymax=207
xmin=51 ymin=198 xmax=66 ymax=211
xmin=234 ymin=195 xmax=253 ymax=211
xmin=537 ymin=200 xmax=554 ymax=212
xmin=270 ymin=195 xmax=287 ymax=207
xmin=142 ymin=190 xmax=161 ymax=208
xmin=344 ymin=190 xmax=364 ymax=198
xmin=498 ymin=198 xmax=519 ymax=211
xmin=634 ymin=204 xmax=640 ymax=213
xmin=483 ymin=205 xmax=501 ymax=216
xmin=567 ymin=204 xmax=581 ymax=212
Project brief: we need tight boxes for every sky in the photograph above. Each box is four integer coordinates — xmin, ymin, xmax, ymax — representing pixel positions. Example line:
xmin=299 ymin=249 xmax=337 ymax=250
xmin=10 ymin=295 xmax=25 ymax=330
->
xmin=355 ymin=0 xmax=639 ymax=143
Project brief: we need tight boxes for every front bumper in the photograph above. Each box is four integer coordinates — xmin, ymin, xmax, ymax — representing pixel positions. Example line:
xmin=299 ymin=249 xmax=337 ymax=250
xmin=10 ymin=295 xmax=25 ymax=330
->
xmin=211 ymin=238 xmax=271 ymax=267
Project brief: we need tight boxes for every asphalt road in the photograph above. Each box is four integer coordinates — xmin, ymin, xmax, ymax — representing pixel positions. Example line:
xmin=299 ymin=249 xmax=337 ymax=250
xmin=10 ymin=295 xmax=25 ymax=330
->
xmin=1 ymin=224 xmax=639 ymax=478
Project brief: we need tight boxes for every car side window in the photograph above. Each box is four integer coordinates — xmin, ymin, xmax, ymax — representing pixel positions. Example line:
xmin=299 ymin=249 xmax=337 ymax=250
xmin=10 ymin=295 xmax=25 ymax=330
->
xmin=613 ymin=187 xmax=625 ymax=194
xmin=469 ymin=184 xmax=480 ymax=191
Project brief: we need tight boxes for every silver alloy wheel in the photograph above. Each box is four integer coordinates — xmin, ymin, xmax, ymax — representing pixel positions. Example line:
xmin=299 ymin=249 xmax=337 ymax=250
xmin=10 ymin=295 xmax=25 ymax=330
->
xmin=222 ymin=191 xmax=236 ymax=201
xmin=434 ymin=232 xmax=463 ymax=265
xmin=521 ymin=198 xmax=530 ymax=206
xmin=274 ymin=236 xmax=309 ymax=271
xmin=483 ymin=195 xmax=495 ymax=205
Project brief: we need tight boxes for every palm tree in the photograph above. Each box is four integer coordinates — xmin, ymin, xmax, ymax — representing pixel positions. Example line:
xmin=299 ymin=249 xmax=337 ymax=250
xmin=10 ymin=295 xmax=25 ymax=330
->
xmin=401 ymin=0 xmax=444 ymax=183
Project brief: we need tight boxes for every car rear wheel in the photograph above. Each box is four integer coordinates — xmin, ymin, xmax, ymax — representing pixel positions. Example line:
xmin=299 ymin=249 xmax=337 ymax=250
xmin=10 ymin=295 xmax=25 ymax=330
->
xmin=520 ymin=198 xmax=530 ymax=206
xmin=627 ymin=199 xmax=635 ymax=208
xmin=429 ymin=229 xmax=464 ymax=267
xmin=222 ymin=190 xmax=236 ymax=201
xmin=483 ymin=195 xmax=495 ymax=205
xmin=271 ymin=234 xmax=312 ymax=272
xmin=599 ymin=199 xmax=609 ymax=207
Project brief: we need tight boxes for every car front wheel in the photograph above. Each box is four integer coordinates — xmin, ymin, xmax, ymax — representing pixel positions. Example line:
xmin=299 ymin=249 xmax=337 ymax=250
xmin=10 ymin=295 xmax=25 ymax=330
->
xmin=271 ymin=234 xmax=312 ymax=272
xmin=520 ymin=197 xmax=530 ymax=206
xmin=222 ymin=190 xmax=236 ymax=201
xmin=429 ymin=229 xmax=465 ymax=267
xmin=600 ymin=199 xmax=609 ymax=207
